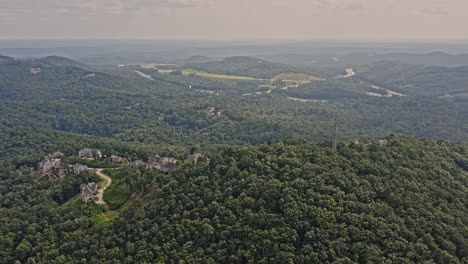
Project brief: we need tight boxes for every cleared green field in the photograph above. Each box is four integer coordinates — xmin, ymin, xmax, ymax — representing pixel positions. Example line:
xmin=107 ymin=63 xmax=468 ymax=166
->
xmin=158 ymin=68 xmax=263 ymax=80
xmin=273 ymin=73 xmax=322 ymax=82
xmin=158 ymin=69 xmax=174 ymax=74
xmin=158 ymin=68 xmax=262 ymax=80
xmin=184 ymin=69 xmax=263 ymax=80
xmin=60 ymin=195 xmax=81 ymax=209
xmin=158 ymin=68 xmax=322 ymax=83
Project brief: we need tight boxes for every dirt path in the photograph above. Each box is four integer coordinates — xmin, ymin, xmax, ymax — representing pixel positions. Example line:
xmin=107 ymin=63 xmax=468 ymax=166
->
xmin=91 ymin=169 xmax=112 ymax=205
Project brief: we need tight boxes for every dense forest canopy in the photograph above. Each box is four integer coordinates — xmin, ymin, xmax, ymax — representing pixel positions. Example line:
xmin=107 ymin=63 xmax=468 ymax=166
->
xmin=0 ymin=136 xmax=467 ymax=263
xmin=356 ymin=61 xmax=468 ymax=97
xmin=1 ymin=55 xmax=467 ymax=146
xmin=0 ymin=54 xmax=467 ymax=263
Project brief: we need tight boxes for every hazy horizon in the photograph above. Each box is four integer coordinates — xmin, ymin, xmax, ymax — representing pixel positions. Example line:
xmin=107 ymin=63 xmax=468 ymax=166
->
xmin=1 ymin=0 xmax=467 ymax=40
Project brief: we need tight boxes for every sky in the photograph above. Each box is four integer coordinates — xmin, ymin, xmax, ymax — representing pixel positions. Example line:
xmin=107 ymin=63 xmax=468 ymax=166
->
xmin=0 ymin=0 xmax=467 ymax=40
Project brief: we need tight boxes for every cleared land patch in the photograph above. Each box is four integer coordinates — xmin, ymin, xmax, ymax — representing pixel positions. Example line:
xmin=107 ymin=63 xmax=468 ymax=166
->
xmin=273 ymin=73 xmax=323 ymax=82
xmin=183 ymin=69 xmax=262 ymax=80
xmin=158 ymin=69 xmax=322 ymax=83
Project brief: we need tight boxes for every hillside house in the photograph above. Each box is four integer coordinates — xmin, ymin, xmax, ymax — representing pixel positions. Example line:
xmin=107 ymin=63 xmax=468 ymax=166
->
xmin=73 ymin=163 xmax=88 ymax=174
xmin=377 ymin=139 xmax=389 ymax=146
xmin=30 ymin=68 xmax=41 ymax=74
xmin=37 ymin=152 xmax=66 ymax=178
xmin=79 ymin=148 xmax=93 ymax=158
xmin=186 ymin=152 xmax=203 ymax=164
xmin=161 ymin=162 xmax=178 ymax=172
xmin=148 ymin=155 xmax=161 ymax=163
xmin=160 ymin=157 xmax=177 ymax=164
xmin=38 ymin=159 xmax=53 ymax=174
xmin=106 ymin=155 xmax=128 ymax=164
xmin=126 ymin=155 xmax=178 ymax=172
xmin=160 ymin=157 xmax=178 ymax=172
xmin=130 ymin=160 xmax=145 ymax=169
xmin=79 ymin=148 xmax=102 ymax=159
xmin=81 ymin=182 xmax=98 ymax=203
xmin=206 ymin=107 xmax=222 ymax=117
xmin=52 ymin=162 xmax=67 ymax=178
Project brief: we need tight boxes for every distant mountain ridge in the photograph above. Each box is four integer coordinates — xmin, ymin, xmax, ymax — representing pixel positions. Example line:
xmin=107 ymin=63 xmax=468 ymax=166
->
xmin=357 ymin=61 xmax=468 ymax=97
xmin=184 ymin=55 xmax=216 ymax=64
xmin=341 ymin=52 xmax=468 ymax=67
xmin=0 ymin=55 xmax=15 ymax=63
xmin=31 ymin=55 xmax=89 ymax=68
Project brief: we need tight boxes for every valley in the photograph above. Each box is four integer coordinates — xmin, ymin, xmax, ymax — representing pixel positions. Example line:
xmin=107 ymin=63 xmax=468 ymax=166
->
xmin=0 ymin=51 xmax=467 ymax=264
xmin=2 ymin=1 xmax=468 ymax=262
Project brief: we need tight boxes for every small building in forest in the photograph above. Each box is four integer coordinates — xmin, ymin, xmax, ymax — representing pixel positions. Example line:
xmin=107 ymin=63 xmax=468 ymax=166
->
xmin=130 ymin=160 xmax=145 ymax=169
xmin=73 ymin=163 xmax=88 ymax=174
xmin=37 ymin=152 xmax=66 ymax=178
xmin=106 ymin=155 xmax=128 ymax=164
xmin=186 ymin=152 xmax=203 ymax=164
xmin=81 ymin=182 xmax=98 ymax=203
xmin=79 ymin=148 xmax=93 ymax=158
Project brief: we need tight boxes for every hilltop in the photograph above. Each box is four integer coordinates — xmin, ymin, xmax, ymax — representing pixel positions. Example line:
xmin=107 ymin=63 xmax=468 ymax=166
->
xmin=186 ymin=56 xmax=307 ymax=79
xmin=357 ymin=61 xmax=468 ymax=98
xmin=0 ymin=136 xmax=467 ymax=263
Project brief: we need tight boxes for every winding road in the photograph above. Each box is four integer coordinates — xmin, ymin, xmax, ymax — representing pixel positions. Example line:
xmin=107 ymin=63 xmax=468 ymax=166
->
xmin=90 ymin=169 xmax=112 ymax=205
xmin=134 ymin=70 xmax=155 ymax=81
xmin=337 ymin=68 xmax=356 ymax=78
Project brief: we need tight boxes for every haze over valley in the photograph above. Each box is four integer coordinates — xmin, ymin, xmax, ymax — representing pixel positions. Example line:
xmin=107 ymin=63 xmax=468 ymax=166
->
xmin=1 ymin=0 xmax=467 ymax=263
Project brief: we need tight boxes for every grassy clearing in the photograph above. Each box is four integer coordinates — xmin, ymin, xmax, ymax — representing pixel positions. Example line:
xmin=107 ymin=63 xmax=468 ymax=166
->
xmin=104 ymin=210 xmax=119 ymax=219
xmin=158 ymin=68 xmax=262 ymax=81
xmin=60 ymin=195 xmax=81 ymax=209
xmin=104 ymin=183 xmax=131 ymax=210
xmin=273 ymin=73 xmax=322 ymax=82
xmin=158 ymin=69 xmax=173 ymax=74
xmin=157 ymin=68 xmax=323 ymax=86
xmin=86 ymin=202 xmax=120 ymax=224
xmin=183 ymin=69 xmax=262 ymax=80
xmin=97 ymin=171 xmax=109 ymax=188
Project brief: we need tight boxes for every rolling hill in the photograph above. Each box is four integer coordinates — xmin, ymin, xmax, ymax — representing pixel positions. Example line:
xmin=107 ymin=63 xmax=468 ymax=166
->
xmin=356 ymin=61 xmax=468 ymax=97
xmin=186 ymin=56 xmax=310 ymax=79
xmin=340 ymin=52 xmax=468 ymax=67
xmin=1 ymin=135 xmax=467 ymax=263
xmin=1 ymin=55 xmax=467 ymax=148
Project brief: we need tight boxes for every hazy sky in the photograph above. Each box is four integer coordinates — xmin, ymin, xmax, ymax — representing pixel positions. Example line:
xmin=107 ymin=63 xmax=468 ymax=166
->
xmin=0 ymin=0 xmax=467 ymax=40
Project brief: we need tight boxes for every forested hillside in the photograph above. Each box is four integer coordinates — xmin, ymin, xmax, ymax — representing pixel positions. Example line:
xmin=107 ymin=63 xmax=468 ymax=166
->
xmin=357 ymin=61 xmax=468 ymax=97
xmin=0 ymin=136 xmax=467 ymax=263
xmin=1 ymin=55 xmax=467 ymax=147
xmin=1 ymin=54 xmax=468 ymax=263
xmin=186 ymin=56 xmax=314 ymax=79
xmin=340 ymin=52 xmax=468 ymax=67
